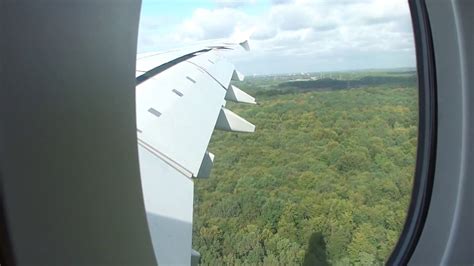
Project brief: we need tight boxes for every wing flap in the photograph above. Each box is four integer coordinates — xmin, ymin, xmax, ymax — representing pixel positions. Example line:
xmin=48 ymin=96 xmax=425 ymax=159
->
xmin=138 ymin=145 xmax=194 ymax=265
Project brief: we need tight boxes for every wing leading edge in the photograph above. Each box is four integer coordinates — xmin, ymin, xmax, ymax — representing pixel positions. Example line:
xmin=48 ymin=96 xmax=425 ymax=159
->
xmin=135 ymin=40 xmax=255 ymax=265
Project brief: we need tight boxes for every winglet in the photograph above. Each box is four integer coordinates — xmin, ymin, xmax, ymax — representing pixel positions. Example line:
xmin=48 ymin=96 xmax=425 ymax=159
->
xmin=215 ymin=107 xmax=255 ymax=133
xmin=239 ymin=40 xmax=250 ymax=51
xmin=226 ymin=85 xmax=256 ymax=104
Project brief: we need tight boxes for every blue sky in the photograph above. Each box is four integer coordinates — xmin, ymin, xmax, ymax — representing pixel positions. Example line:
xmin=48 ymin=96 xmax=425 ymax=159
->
xmin=140 ymin=0 xmax=271 ymax=18
xmin=138 ymin=0 xmax=416 ymax=75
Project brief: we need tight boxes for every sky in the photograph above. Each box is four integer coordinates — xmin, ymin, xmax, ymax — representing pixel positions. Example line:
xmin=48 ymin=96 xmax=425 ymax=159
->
xmin=137 ymin=0 xmax=416 ymax=75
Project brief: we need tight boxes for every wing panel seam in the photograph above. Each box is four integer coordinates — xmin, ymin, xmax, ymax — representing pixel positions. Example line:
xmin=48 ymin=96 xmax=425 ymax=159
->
xmin=137 ymin=138 xmax=194 ymax=179
xmin=186 ymin=61 xmax=229 ymax=91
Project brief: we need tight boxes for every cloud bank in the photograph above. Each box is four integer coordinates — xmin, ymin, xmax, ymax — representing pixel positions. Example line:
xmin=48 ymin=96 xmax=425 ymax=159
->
xmin=138 ymin=0 xmax=415 ymax=75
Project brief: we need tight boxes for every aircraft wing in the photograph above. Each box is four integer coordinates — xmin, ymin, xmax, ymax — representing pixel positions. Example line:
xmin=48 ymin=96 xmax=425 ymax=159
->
xmin=135 ymin=40 xmax=255 ymax=265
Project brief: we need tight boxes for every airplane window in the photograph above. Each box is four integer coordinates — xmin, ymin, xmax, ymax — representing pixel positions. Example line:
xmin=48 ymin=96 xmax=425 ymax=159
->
xmin=137 ymin=0 xmax=418 ymax=264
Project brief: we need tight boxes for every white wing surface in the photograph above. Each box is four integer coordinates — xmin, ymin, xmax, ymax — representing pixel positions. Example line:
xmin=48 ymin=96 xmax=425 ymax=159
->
xmin=136 ymin=40 xmax=255 ymax=265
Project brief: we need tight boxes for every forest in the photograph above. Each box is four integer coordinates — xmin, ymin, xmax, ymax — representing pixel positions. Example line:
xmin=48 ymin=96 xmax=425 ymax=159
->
xmin=192 ymin=70 xmax=418 ymax=265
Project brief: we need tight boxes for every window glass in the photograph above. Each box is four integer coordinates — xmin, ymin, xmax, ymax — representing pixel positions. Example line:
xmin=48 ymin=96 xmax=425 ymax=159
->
xmin=138 ymin=0 xmax=417 ymax=264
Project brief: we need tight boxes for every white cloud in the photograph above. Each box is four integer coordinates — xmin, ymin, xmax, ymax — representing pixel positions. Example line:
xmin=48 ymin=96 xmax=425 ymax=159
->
xmin=176 ymin=8 xmax=251 ymax=40
xmin=138 ymin=0 xmax=416 ymax=74
xmin=269 ymin=4 xmax=315 ymax=31
xmin=252 ymin=24 xmax=278 ymax=40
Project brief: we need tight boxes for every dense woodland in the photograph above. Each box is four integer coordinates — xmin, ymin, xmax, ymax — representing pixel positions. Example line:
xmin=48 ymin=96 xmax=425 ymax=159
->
xmin=193 ymin=71 xmax=418 ymax=265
